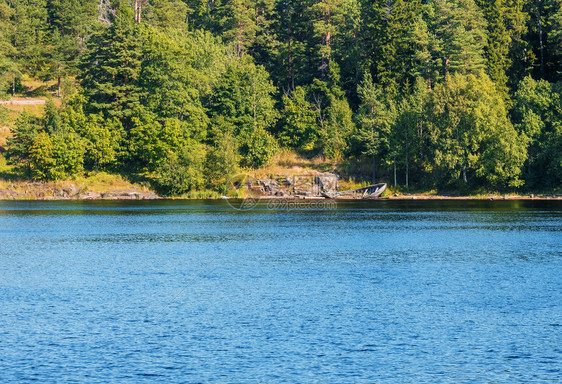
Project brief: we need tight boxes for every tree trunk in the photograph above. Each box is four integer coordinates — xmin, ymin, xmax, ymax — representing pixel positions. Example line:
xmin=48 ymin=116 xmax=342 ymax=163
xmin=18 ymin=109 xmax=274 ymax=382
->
xmin=372 ymin=154 xmax=376 ymax=184
xmin=57 ymin=75 xmax=61 ymax=98
xmin=394 ymin=162 xmax=397 ymax=188
xmin=406 ymin=154 xmax=409 ymax=189
xmin=463 ymin=165 xmax=467 ymax=183
xmin=134 ymin=0 xmax=144 ymax=23
xmin=12 ymin=73 xmax=15 ymax=97
xmin=288 ymin=20 xmax=293 ymax=90
xmin=536 ymin=1 xmax=544 ymax=74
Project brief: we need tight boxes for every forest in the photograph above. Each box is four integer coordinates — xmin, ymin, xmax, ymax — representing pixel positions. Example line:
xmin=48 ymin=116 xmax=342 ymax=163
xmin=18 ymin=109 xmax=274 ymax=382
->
xmin=0 ymin=0 xmax=561 ymax=194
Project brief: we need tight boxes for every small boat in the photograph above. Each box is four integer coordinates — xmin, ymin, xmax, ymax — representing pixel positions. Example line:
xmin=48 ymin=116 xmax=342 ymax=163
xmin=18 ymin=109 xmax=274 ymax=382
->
xmin=321 ymin=183 xmax=387 ymax=199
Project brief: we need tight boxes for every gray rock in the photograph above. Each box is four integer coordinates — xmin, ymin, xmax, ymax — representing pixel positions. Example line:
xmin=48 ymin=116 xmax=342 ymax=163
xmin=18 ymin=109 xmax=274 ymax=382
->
xmin=315 ymin=173 xmax=338 ymax=192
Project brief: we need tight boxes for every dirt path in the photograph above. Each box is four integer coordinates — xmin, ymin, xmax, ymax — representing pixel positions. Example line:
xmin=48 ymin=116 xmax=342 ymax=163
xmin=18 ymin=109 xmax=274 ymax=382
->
xmin=0 ymin=99 xmax=46 ymax=105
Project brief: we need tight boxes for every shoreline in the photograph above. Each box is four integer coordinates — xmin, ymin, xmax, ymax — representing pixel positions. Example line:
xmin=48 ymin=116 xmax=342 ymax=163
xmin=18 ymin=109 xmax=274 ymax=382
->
xmin=1 ymin=179 xmax=560 ymax=202
xmin=1 ymin=194 xmax=561 ymax=202
xmin=0 ymin=180 xmax=158 ymax=201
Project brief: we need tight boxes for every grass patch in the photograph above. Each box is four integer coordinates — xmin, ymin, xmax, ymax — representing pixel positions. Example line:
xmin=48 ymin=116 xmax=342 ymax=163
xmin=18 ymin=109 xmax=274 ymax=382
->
xmin=75 ymin=172 xmax=148 ymax=192
xmin=0 ymin=76 xmax=64 ymax=131
xmin=0 ymin=124 xmax=11 ymax=149
xmin=6 ymin=103 xmax=44 ymax=116
xmin=338 ymin=177 xmax=371 ymax=191
xmin=19 ymin=76 xmax=58 ymax=98
xmin=252 ymin=149 xmax=336 ymax=177
xmin=0 ymin=164 xmax=20 ymax=181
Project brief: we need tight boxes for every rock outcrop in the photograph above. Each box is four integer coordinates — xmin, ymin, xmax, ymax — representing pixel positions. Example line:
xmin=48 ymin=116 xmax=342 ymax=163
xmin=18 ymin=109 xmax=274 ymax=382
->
xmin=244 ymin=172 xmax=339 ymax=198
xmin=0 ymin=182 xmax=159 ymax=200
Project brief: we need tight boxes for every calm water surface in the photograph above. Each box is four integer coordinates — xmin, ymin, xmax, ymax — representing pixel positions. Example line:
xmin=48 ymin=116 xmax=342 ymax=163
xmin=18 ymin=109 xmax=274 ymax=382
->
xmin=0 ymin=200 xmax=560 ymax=383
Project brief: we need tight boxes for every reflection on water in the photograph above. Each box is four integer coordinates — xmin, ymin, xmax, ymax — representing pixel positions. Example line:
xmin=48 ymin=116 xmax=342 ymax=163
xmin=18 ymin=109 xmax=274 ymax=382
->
xmin=0 ymin=200 xmax=561 ymax=383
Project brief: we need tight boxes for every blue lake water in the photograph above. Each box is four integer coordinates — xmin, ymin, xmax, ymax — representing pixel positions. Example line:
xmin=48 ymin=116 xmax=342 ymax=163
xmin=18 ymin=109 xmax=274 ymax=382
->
xmin=0 ymin=199 xmax=561 ymax=383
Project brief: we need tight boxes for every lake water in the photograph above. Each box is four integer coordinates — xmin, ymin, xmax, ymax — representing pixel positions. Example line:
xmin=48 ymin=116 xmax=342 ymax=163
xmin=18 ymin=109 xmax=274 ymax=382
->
xmin=0 ymin=200 xmax=560 ymax=383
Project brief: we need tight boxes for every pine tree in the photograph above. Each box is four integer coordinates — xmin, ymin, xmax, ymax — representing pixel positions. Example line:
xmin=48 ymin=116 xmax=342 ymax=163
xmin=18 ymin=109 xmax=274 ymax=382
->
xmin=355 ymin=73 xmax=395 ymax=183
xmin=5 ymin=113 xmax=40 ymax=173
xmin=524 ymin=0 xmax=562 ymax=80
xmin=41 ymin=30 xmax=80 ymax=97
xmin=42 ymin=0 xmax=98 ymax=97
xmin=409 ymin=6 xmax=441 ymax=90
xmin=309 ymin=0 xmax=358 ymax=80
xmin=145 ymin=0 xmax=190 ymax=31
xmin=208 ymin=56 xmax=279 ymax=167
xmin=271 ymin=0 xmax=314 ymax=89
xmin=0 ymin=0 xmax=48 ymax=84
xmin=546 ymin=0 xmax=562 ymax=80
xmin=332 ymin=0 xmax=362 ymax=100
xmin=78 ymin=6 xmax=143 ymax=128
xmin=362 ymin=0 xmax=422 ymax=93
xmin=0 ymin=1 xmax=16 ymax=96
xmin=217 ymin=0 xmax=259 ymax=57
xmin=476 ymin=0 xmax=511 ymax=95
xmin=432 ymin=0 xmax=488 ymax=77
xmin=392 ymin=77 xmax=430 ymax=188
xmin=279 ymin=86 xmax=319 ymax=150
xmin=503 ymin=0 xmax=529 ymax=90
xmin=138 ymin=27 xmax=208 ymax=139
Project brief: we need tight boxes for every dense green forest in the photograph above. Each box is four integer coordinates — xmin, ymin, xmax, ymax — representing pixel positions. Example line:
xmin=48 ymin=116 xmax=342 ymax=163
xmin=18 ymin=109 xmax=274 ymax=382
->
xmin=1 ymin=0 xmax=561 ymax=194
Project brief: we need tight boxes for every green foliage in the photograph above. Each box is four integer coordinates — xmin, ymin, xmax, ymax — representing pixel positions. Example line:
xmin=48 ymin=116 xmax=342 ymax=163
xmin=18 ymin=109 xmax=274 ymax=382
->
xmin=0 ymin=0 xmax=48 ymax=77
xmin=28 ymin=131 xmax=56 ymax=180
xmin=392 ymin=77 xmax=431 ymax=186
xmin=429 ymin=72 xmax=527 ymax=187
xmin=78 ymin=7 xmax=144 ymax=126
xmin=129 ymin=112 xmax=181 ymax=170
xmin=355 ymin=73 xmax=395 ymax=160
xmin=138 ymin=27 xmax=208 ymax=139
xmin=550 ymin=3 xmax=562 ymax=79
xmin=279 ymin=86 xmax=319 ymax=150
xmin=513 ymin=76 xmax=554 ymax=139
xmin=476 ymin=0 xmax=514 ymax=96
xmin=28 ymin=130 xmax=85 ymax=180
xmin=6 ymin=113 xmax=40 ymax=171
xmin=44 ymin=100 xmax=62 ymax=133
xmin=322 ymin=88 xmax=355 ymax=161
xmin=541 ymin=120 xmax=562 ymax=183
xmin=240 ymin=125 xmax=278 ymax=168
xmin=209 ymin=57 xmax=278 ymax=132
xmin=513 ymin=76 xmax=562 ymax=187
xmin=208 ymin=56 xmax=279 ymax=167
xmin=206 ymin=130 xmax=240 ymax=190
xmin=216 ymin=0 xmax=260 ymax=57
xmin=144 ymin=0 xmax=190 ymax=31
xmin=84 ymin=117 xmax=123 ymax=171
xmin=409 ymin=6 xmax=442 ymax=91
xmin=310 ymin=79 xmax=355 ymax=160
xmin=2 ymin=0 xmax=562 ymax=193
xmin=431 ymin=0 xmax=488 ymax=77
xmin=7 ymin=103 xmax=85 ymax=180
xmin=309 ymin=0 xmax=359 ymax=80
xmin=363 ymin=0 xmax=423 ymax=93
xmin=154 ymin=140 xmax=207 ymax=195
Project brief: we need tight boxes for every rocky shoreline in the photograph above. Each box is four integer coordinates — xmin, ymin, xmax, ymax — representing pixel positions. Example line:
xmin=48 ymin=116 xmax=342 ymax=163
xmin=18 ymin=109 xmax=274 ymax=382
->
xmin=0 ymin=182 xmax=159 ymax=200
xmin=0 ymin=179 xmax=560 ymax=201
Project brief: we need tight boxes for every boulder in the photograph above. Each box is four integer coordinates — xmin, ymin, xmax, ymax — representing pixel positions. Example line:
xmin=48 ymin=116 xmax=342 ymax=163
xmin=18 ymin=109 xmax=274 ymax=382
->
xmin=315 ymin=173 xmax=338 ymax=192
